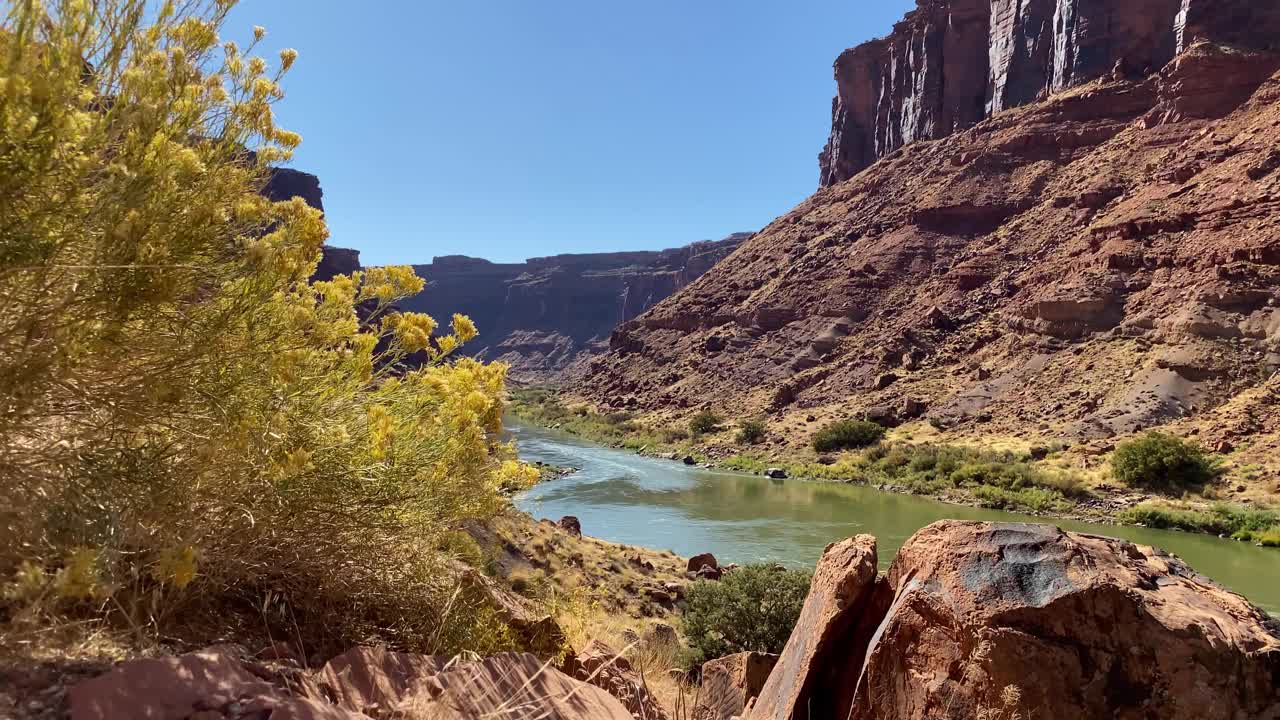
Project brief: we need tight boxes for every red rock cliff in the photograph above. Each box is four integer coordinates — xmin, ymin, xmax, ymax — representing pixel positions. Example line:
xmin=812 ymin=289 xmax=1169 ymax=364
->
xmin=577 ymin=37 xmax=1280 ymax=475
xmin=399 ymin=234 xmax=750 ymax=380
xmin=819 ymin=0 xmax=1280 ymax=186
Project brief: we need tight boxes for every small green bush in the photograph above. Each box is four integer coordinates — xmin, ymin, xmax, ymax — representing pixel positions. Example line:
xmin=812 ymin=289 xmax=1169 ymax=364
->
xmin=682 ymin=564 xmax=811 ymax=669
xmin=689 ymin=410 xmax=724 ymax=436
xmin=971 ymin=486 xmax=1070 ymax=513
xmin=736 ymin=419 xmax=767 ymax=445
xmin=660 ymin=427 xmax=690 ymax=443
xmin=812 ymin=420 xmax=885 ymax=452
xmin=1111 ymin=432 xmax=1219 ymax=490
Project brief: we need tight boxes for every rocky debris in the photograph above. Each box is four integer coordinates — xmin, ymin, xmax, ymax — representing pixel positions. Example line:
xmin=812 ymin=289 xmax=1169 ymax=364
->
xmin=642 ymin=622 xmax=678 ymax=647
xmin=745 ymin=522 xmax=1280 ymax=720
xmin=571 ymin=641 xmax=667 ymax=720
xmin=645 ymin=586 xmax=675 ymax=608
xmin=68 ymin=645 xmax=633 ymax=720
xmin=454 ymin=565 xmax=566 ymax=657
xmin=694 ymin=566 xmax=723 ymax=581
xmin=764 ymin=467 xmax=787 ymax=479
xmin=694 ymin=652 xmax=778 ymax=720
xmin=398 ymin=234 xmax=750 ymax=382
xmin=629 ymin=554 xmax=656 ymax=572
xmin=558 ymin=515 xmax=582 ymax=536
xmin=687 ymin=553 xmax=718 ymax=574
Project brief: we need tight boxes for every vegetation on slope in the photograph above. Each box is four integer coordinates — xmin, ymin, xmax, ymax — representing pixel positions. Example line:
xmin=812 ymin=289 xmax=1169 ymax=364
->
xmin=511 ymin=388 xmax=1280 ymax=540
xmin=0 ymin=0 xmax=538 ymax=655
xmin=681 ymin=564 xmax=810 ymax=670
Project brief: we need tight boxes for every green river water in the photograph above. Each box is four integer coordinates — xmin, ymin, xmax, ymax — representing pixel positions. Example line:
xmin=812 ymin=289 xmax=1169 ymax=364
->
xmin=511 ymin=420 xmax=1280 ymax=614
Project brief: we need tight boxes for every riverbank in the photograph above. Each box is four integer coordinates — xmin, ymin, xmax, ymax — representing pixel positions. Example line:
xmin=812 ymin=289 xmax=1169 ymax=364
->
xmin=509 ymin=387 xmax=1280 ymax=547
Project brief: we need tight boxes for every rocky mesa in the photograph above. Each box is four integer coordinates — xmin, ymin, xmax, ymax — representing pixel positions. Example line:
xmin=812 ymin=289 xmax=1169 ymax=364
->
xmin=398 ymin=234 xmax=750 ymax=381
xmin=577 ymin=0 xmax=1280 ymax=481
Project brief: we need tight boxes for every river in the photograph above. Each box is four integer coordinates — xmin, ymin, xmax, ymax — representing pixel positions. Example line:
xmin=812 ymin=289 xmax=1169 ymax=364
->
xmin=510 ymin=420 xmax=1280 ymax=614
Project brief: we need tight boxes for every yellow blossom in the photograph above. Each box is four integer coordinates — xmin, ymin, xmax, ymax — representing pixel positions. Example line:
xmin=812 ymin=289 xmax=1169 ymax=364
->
xmin=451 ymin=314 xmax=478 ymax=344
xmin=154 ymin=546 xmax=198 ymax=588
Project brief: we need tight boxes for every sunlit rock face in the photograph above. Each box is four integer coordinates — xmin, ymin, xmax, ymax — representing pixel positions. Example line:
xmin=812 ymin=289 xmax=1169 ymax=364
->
xmin=818 ymin=0 xmax=1280 ymax=187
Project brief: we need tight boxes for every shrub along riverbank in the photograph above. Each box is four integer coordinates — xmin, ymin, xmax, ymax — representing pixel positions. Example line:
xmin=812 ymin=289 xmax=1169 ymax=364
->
xmin=508 ymin=388 xmax=1280 ymax=546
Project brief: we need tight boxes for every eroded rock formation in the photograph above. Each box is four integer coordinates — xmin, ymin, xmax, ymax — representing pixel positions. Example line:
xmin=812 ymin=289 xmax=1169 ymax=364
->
xmin=264 ymin=167 xmax=360 ymax=284
xmin=744 ymin=521 xmax=1280 ymax=720
xmin=819 ymin=0 xmax=1280 ymax=186
xmin=400 ymin=234 xmax=749 ymax=381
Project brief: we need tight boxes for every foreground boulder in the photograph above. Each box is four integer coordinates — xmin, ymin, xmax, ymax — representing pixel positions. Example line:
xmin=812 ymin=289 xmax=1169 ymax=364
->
xmin=69 ymin=645 xmax=359 ymax=720
xmin=748 ymin=535 xmax=886 ymax=719
xmin=747 ymin=521 xmax=1280 ymax=720
xmin=70 ymin=645 xmax=630 ymax=720
xmin=694 ymin=652 xmax=777 ymax=720
xmin=318 ymin=646 xmax=448 ymax=715
xmin=395 ymin=652 xmax=632 ymax=719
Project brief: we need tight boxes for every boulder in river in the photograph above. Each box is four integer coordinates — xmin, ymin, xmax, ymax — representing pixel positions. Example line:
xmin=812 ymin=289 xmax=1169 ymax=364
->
xmin=746 ymin=521 xmax=1280 ymax=720
xmin=764 ymin=467 xmax=787 ymax=479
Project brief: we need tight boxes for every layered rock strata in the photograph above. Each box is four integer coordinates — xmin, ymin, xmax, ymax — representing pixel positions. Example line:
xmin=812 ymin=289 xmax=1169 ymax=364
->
xmin=819 ymin=0 xmax=1280 ymax=186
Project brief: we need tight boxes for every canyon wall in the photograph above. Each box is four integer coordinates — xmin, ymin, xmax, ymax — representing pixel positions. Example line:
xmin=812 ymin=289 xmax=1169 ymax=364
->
xmin=265 ymin=167 xmax=743 ymax=380
xmin=400 ymin=234 xmax=751 ymax=380
xmin=819 ymin=0 xmax=1280 ymax=186
xmin=578 ymin=31 xmax=1280 ymax=476
xmin=265 ymin=167 xmax=361 ymax=281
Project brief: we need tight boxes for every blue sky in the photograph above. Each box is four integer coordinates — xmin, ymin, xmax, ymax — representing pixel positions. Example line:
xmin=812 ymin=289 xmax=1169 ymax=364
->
xmin=227 ymin=1 xmax=913 ymax=265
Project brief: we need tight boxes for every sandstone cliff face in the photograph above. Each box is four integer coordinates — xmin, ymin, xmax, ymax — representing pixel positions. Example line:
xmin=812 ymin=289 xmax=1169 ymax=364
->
xmin=819 ymin=0 xmax=1280 ymax=186
xmin=399 ymin=234 xmax=750 ymax=380
xmin=264 ymin=167 xmax=325 ymax=211
xmin=579 ymin=39 xmax=1280 ymax=478
xmin=264 ymin=167 xmax=361 ymax=283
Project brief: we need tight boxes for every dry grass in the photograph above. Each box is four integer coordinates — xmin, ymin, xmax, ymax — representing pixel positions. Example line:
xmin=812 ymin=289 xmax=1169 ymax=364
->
xmin=556 ymin=605 xmax=692 ymax=717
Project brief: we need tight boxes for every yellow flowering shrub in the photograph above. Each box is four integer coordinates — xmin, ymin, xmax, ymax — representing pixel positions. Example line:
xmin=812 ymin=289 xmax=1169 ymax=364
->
xmin=0 ymin=0 xmax=536 ymax=653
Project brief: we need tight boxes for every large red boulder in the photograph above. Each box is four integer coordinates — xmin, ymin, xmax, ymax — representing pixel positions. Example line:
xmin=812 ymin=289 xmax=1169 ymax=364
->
xmin=745 ymin=522 xmax=1280 ymax=720
xmin=68 ymin=645 xmax=364 ymax=720
xmin=68 ymin=645 xmax=631 ymax=720
xmin=687 ymin=553 xmax=718 ymax=574
xmin=849 ymin=522 xmax=1280 ymax=720
xmin=747 ymin=535 xmax=886 ymax=719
